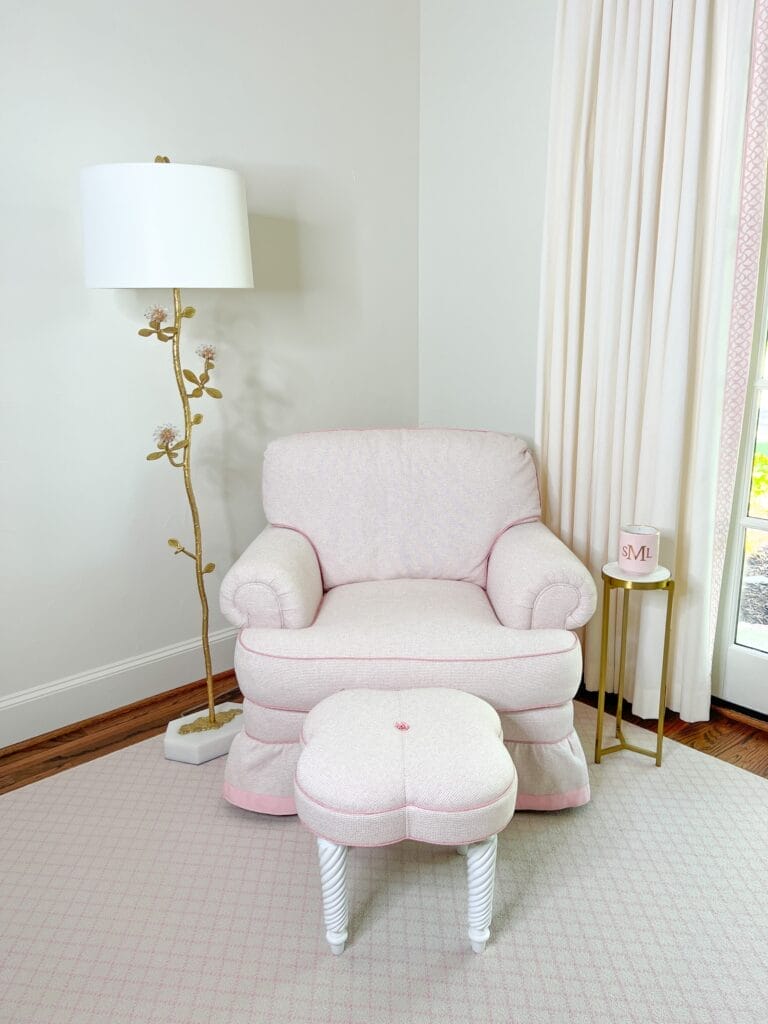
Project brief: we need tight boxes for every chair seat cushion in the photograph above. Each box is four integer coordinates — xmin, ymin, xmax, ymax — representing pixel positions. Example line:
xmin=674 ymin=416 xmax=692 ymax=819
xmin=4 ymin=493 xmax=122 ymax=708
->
xmin=235 ymin=579 xmax=582 ymax=714
xmin=294 ymin=688 xmax=517 ymax=846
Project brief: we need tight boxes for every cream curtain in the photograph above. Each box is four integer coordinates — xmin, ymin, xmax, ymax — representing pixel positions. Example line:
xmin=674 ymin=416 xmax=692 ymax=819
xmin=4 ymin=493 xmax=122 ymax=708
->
xmin=536 ymin=0 xmax=754 ymax=721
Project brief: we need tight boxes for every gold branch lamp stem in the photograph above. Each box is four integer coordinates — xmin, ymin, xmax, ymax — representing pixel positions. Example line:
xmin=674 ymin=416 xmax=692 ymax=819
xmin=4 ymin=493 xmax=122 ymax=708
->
xmin=140 ymin=281 xmax=240 ymax=737
xmin=171 ymin=288 xmax=215 ymax=725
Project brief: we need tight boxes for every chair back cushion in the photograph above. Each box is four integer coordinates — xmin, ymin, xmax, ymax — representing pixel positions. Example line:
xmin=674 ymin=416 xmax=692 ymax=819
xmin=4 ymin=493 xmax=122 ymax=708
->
xmin=262 ymin=428 xmax=541 ymax=588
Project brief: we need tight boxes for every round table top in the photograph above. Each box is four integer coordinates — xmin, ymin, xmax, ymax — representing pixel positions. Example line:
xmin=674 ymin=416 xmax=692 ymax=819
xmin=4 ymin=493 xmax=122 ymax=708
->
xmin=602 ymin=561 xmax=671 ymax=585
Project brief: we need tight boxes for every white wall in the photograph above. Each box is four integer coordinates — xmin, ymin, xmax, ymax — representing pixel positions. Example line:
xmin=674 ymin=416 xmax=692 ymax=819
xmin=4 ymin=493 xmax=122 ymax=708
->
xmin=419 ymin=0 xmax=557 ymax=443
xmin=0 ymin=0 xmax=419 ymax=744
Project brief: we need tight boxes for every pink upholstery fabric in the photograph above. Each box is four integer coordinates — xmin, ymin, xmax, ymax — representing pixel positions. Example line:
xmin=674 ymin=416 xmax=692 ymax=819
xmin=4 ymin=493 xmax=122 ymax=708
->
xmin=223 ymin=705 xmax=590 ymax=816
xmin=235 ymin=579 xmax=582 ymax=712
xmin=487 ymin=521 xmax=597 ymax=629
xmin=221 ymin=428 xmax=594 ymax=816
xmin=243 ymin=691 xmax=574 ymax=745
xmin=219 ymin=525 xmax=322 ymax=629
xmin=262 ymin=429 xmax=541 ymax=588
xmin=294 ymin=689 xmax=517 ymax=847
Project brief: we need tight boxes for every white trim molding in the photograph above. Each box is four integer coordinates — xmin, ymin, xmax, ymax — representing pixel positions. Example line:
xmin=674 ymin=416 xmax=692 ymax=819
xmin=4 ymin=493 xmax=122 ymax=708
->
xmin=0 ymin=627 xmax=237 ymax=748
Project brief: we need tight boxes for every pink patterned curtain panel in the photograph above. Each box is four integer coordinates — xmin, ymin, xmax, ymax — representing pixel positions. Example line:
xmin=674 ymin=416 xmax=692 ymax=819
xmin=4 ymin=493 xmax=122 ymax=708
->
xmin=711 ymin=0 xmax=768 ymax=640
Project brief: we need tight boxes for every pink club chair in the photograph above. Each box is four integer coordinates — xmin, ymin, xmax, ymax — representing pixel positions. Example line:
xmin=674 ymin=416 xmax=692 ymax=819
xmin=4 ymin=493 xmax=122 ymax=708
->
xmin=219 ymin=429 xmax=597 ymax=815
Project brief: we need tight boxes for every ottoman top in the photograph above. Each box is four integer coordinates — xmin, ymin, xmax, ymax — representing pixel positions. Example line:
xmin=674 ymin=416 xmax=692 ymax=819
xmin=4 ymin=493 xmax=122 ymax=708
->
xmin=294 ymin=688 xmax=517 ymax=847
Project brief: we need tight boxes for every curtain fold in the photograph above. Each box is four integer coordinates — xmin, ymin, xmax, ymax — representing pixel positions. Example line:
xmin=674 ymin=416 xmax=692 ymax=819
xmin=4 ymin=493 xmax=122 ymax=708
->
xmin=536 ymin=0 xmax=754 ymax=722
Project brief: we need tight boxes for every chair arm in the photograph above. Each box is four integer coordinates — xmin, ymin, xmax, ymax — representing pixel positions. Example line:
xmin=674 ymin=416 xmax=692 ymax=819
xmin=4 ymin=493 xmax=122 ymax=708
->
xmin=219 ymin=525 xmax=323 ymax=629
xmin=486 ymin=521 xmax=597 ymax=630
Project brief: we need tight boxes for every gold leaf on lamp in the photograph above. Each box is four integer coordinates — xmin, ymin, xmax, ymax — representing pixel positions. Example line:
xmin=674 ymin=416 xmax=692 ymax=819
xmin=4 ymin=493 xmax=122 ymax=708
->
xmin=183 ymin=369 xmax=199 ymax=384
xmin=182 ymin=306 xmax=196 ymax=318
xmin=191 ymin=413 xmax=203 ymax=425
xmin=205 ymin=387 xmax=223 ymax=399
xmin=202 ymin=562 xmax=216 ymax=574
xmin=190 ymin=387 xmax=203 ymax=398
xmin=146 ymin=451 xmax=165 ymax=461
xmin=168 ymin=538 xmax=182 ymax=549
xmin=138 ymin=328 xmax=154 ymax=337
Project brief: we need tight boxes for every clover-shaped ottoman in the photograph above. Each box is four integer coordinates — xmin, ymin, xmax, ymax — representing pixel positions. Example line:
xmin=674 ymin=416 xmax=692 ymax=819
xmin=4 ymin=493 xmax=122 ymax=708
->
xmin=294 ymin=688 xmax=517 ymax=954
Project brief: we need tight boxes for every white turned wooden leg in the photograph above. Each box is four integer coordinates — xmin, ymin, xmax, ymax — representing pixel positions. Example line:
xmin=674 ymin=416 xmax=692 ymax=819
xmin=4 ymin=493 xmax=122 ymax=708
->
xmin=456 ymin=845 xmax=469 ymax=856
xmin=466 ymin=835 xmax=497 ymax=953
xmin=316 ymin=837 xmax=349 ymax=955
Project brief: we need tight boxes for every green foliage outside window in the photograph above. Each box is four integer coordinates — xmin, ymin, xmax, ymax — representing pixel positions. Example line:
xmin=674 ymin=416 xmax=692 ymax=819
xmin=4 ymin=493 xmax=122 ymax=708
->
xmin=751 ymin=452 xmax=768 ymax=522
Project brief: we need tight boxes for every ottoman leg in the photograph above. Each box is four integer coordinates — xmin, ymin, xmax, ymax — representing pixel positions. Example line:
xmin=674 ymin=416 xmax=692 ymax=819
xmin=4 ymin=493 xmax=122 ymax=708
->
xmin=466 ymin=835 xmax=498 ymax=954
xmin=456 ymin=845 xmax=469 ymax=856
xmin=316 ymin=838 xmax=349 ymax=955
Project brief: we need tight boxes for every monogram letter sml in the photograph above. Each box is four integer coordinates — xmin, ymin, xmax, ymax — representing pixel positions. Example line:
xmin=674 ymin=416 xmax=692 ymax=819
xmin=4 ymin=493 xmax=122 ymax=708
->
xmin=622 ymin=543 xmax=652 ymax=561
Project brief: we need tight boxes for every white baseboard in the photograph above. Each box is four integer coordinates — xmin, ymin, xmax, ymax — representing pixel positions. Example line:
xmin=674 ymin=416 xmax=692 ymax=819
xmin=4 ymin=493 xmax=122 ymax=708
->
xmin=0 ymin=627 xmax=238 ymax=749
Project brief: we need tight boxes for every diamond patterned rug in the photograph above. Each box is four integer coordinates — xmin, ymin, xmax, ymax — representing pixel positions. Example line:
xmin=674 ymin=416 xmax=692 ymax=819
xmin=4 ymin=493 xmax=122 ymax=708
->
xmin=1 ymin=703 xmax=766 ymax=1024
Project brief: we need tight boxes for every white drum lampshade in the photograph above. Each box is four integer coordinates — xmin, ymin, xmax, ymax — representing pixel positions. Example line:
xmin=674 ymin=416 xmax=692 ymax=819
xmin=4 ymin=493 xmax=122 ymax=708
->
xmin=81 ymin=162 xmax=253 ymax=289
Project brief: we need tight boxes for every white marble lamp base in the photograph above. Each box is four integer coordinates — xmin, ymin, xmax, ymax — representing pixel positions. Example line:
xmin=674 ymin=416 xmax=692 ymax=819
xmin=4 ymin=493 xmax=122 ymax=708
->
xmin=317 ymin=834 xmax=498 ymax=955
xmin=163 ymin=701 xmax=243 ymax=765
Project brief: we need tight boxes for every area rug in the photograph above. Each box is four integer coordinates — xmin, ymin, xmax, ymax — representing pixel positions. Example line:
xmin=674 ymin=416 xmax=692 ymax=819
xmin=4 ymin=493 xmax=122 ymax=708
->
xmin=1 ymin=703 xmax=766 ymax=1024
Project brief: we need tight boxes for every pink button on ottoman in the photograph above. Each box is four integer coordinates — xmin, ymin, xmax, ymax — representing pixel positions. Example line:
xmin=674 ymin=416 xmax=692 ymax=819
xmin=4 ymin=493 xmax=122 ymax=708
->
xmin=294 ymin=688 xmax=517 ymax=955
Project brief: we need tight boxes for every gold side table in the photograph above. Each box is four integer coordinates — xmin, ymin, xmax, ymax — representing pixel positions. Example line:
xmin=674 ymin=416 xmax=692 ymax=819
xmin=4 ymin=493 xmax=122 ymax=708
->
xmin=595 ymin=562 xmax=675 ymax=767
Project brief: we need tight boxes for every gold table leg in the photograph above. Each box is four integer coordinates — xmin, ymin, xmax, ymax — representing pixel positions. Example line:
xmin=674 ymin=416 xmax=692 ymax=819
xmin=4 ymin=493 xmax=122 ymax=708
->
xmin=615 ymin=588 xmax=629 ymax=743
xmin=595 ymin=578 xmax=611 ymax=764
xmin=655 ymin=580 xmax=675 ymax=766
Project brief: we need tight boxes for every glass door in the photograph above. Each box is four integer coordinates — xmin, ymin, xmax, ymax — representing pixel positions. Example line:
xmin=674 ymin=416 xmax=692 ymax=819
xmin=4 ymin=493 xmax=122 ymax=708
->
xmin=716 ymin=305 xmax=768 ymax=713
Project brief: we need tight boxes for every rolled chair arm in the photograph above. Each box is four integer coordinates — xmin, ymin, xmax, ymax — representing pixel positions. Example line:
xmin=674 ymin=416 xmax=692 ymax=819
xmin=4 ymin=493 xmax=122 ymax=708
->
xmin=220 ymin=525 xmax=323 ymax=629
xmin=486 ymin=521 xmax=597 ymax=630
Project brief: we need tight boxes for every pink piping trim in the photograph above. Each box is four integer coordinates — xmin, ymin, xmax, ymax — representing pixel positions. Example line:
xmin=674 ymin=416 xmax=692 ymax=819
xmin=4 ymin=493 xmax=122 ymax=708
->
xmin=222 ymin=782 xmax=296 ymax=815
xmin=503 ymin=732 xmax=574 ymax=746
xmin=237 ymin=632 xmax=578 ymax=663
xmin=497 ymin=697 xmax=574 ymax=713
xmin=480 ymin=516 xmax=541 ymax=579
xmin=239 ymin=721 xmax=574 ymax=747
xmin=293 ymin=774 xmax=516 ymax=817
xmin=243 ymin=727 xmax=573 ymax=746
xmin=496 ymin=697 xmax=573 ymax=713
xmin=270 ymin=512 xmax=540 ymax=593
xmin=221 ymin=782 xmax=591 ymax=816
xmin=243 ymin=694 xmax=574 ymax=715
xmin=241 ymin=722 xmax=575 ymax=747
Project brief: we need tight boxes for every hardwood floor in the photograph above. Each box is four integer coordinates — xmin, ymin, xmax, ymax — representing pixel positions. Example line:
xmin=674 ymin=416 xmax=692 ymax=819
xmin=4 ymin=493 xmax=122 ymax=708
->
xmin=577 ymin=687 xmax=768 ymax=779
xmin=0 ymin=670 xmax=240 ymax=796
xmin=2 ymin=675 xmax=768 ymax=795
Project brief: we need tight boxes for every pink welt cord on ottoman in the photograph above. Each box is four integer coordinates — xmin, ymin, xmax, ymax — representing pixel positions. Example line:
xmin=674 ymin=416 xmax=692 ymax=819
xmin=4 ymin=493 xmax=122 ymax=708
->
xmin=294 ymin=688 xmax=517 ymax=954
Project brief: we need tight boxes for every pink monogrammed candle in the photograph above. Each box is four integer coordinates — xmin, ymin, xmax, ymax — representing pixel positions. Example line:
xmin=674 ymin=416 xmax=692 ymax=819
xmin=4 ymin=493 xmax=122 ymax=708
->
xmin=618 ymin=525 xmax=660 ymax=575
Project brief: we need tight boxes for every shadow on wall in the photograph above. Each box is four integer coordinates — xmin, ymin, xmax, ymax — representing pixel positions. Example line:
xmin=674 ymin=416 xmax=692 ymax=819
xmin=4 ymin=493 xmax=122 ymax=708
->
xmin=200 ymin=211 xmax=307 ymax=568
xmin=250 ymin=213 xmax=303 ymax=292
xmin=113 ymin=187 xmax=361 ymax=577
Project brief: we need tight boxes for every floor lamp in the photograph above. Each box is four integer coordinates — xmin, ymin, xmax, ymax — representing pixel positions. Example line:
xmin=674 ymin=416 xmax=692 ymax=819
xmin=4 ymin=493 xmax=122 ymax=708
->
xmin=80 ymin=157 xmax=253 ymax=764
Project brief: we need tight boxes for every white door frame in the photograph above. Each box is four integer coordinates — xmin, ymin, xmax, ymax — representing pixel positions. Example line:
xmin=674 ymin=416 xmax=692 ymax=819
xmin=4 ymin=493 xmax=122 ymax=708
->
xmin=713 ymin=200 xmax=768 ymax=714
